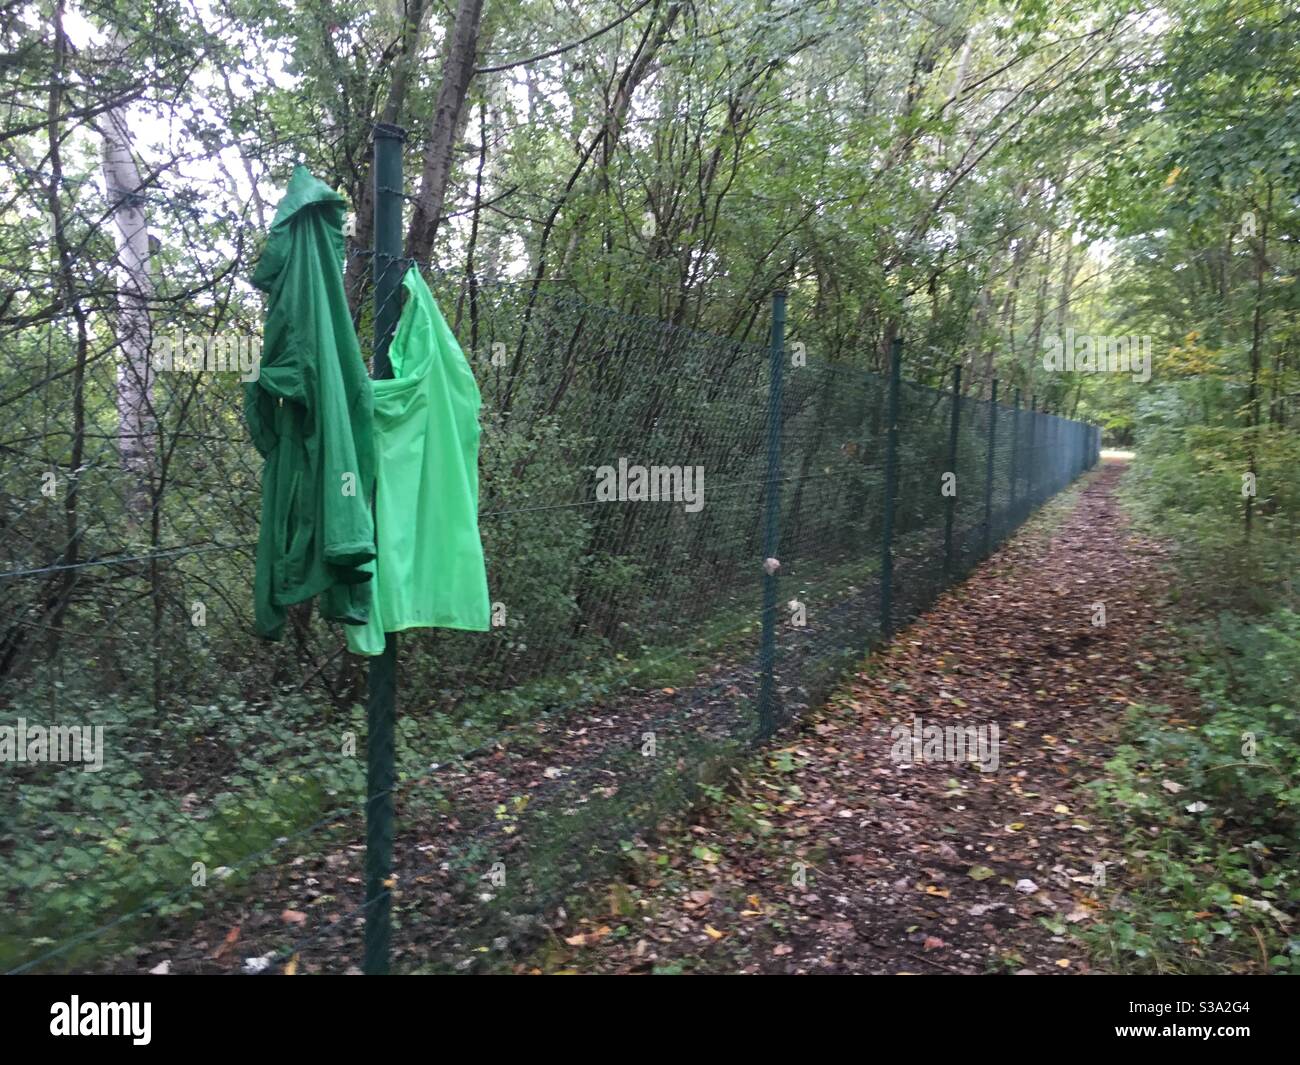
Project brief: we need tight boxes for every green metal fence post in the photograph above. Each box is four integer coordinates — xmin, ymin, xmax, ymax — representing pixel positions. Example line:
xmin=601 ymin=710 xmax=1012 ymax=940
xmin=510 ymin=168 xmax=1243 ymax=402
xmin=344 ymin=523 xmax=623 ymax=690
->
xmin=1037 ymin=400 xmax=1044 ymax=500
xmin=757 ymin=290 xmax=785 ymax=738
xmin=1063 ymin=415 xmax=1068 ymax=485
xmin=1046 ymin=410 xmax=1055 ymax=492
xmin=1009 ymin=386 xmax=1021 ymax=521
xmin=1062 ymin=415 xmax=1067 ymax=484
xmin=1051 ymin=412 xmax=1060 ymax=490
xmin=1049 ymin=408 xmax=1054 ymax=490
xmin=1059 ymin=414 xmax=1066 ymax=486
xmin=982 ymin=378 xmax=998 ymax=557
xmin=942 ymin=364 xmax=961 ymax=578
xmin=1045 ymin=413 xmax=1055 ymax=491
xmin=1050 ymin=412 xmax=1057 ymax=490
xmin=364 ymin=120 xmax=405 ymax=976
xmin=1028 ymin=395 xmax=1037 ymax=504
xmin=879 ymin=336 xmax=902 ymax=637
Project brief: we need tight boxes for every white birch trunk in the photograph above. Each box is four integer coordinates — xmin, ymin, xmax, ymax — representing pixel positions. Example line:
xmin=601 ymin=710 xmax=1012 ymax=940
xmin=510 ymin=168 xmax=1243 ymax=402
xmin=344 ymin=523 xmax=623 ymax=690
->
xmin=97 ymin=67 xmax=156 ymax=512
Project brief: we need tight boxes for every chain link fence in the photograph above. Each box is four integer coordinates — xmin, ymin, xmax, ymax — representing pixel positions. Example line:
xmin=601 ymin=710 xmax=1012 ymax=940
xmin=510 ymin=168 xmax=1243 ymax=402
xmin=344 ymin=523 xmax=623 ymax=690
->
xmin=1 ymin=162 xmax=1099 ymax=973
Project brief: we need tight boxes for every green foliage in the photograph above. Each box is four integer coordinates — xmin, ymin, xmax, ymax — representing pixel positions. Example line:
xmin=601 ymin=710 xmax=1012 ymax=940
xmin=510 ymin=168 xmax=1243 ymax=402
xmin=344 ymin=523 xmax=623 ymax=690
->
xmin=0 ymin=693 xmax=365 ymax=970
xmin=1122 ymin=416 xmax=1299 ymax=611
xmin=6 ymin=0 xmax=1295 ymax=974
xmin=1086 ymin=611 xmax=1300 ymax=974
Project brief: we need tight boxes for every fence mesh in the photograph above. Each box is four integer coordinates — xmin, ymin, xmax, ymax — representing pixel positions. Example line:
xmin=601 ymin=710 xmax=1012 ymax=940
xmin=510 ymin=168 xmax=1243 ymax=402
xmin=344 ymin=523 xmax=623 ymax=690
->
xmin=1 ymin=188 xmax=1099 ymax=973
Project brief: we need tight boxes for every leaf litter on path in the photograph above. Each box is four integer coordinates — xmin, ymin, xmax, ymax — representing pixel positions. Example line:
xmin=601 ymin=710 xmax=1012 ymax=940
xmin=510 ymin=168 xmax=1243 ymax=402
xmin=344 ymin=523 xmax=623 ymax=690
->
xmin=545 ymin=464 xmax=1179 ymax=974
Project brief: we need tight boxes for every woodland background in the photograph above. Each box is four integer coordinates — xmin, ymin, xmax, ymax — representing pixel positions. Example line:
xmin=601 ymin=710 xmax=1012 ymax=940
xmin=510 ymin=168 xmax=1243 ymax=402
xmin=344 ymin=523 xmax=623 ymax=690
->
xmin=0 ymin=0 xmax=1296 ymax=972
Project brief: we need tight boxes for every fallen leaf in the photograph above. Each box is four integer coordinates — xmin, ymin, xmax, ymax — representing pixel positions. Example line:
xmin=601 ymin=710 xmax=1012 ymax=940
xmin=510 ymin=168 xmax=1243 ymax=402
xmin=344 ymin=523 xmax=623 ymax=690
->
xmin=211 ymin=924 xmax=240 ymax=960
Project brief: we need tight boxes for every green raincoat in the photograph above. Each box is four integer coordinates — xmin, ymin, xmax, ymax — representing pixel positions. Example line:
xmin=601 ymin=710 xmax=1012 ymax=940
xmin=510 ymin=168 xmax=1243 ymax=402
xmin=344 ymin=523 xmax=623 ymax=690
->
xmin=346 ymin=266 xmax=490 ymax=655
xmin=246 ymin=167 xmax=376 ymax=640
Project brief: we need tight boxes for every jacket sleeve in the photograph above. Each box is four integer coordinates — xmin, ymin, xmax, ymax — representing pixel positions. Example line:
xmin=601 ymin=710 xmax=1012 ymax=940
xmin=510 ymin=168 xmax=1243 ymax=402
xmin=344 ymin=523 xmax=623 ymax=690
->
xmin=245 ymin=261 xmax=307 ymax=458
xmin=301 ymin=220 xmax=376 ymax=572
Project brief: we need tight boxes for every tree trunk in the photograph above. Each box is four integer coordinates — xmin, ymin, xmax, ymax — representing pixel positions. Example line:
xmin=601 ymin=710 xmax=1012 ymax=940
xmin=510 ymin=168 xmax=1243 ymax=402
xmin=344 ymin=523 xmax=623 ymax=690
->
xmin=405 ymin=0 xmax=485 ymax=266
xmin=1245 ymin=183 xmax=1271 ymax=539
xmin=344 ymin=0 xmax=429 ymax=315
xmin=97 ymin=32 xmax=156 ymax=519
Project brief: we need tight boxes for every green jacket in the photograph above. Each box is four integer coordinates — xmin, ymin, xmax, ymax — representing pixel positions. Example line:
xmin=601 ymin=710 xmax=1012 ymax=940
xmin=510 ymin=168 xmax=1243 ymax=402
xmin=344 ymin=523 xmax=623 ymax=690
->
xmin=246 ymin=167 xmax=376 ymax=640
xmin=346 ymin=266 xmax=489 ymax=655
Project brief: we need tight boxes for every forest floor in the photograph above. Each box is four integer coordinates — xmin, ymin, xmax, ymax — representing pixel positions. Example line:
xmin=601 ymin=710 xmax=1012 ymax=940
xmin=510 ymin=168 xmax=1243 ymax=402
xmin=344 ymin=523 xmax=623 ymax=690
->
xmin=534 ymin=459 xmax=1188 ymax=974
xmin=117 ymin=459 xmax=1187 ymax=976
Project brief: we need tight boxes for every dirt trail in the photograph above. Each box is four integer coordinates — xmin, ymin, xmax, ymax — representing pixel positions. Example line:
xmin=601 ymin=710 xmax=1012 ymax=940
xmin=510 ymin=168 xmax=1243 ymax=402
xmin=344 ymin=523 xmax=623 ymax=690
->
xmin=547 ymin=461 xmax=1182 ymax=974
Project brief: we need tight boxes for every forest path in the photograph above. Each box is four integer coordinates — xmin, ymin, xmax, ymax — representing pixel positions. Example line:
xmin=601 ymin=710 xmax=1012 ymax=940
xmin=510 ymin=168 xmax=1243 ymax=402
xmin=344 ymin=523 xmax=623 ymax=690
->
xmin=546 ymin=460 xmax=1182 ymax=974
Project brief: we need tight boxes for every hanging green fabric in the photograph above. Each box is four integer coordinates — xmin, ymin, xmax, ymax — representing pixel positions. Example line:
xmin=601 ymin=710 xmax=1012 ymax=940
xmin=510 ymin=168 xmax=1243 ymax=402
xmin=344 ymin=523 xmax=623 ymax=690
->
xmin=246 ymin=166 xmax=376 ymax=640
xmin=347 ymin=266 xmax=490 ymax=655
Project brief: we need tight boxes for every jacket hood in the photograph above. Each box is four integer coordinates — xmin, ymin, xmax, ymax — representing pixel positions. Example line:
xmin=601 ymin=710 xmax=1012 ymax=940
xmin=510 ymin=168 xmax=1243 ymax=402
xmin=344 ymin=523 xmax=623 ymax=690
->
xmin=251 ymin=165 xmax=348 ymax=293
